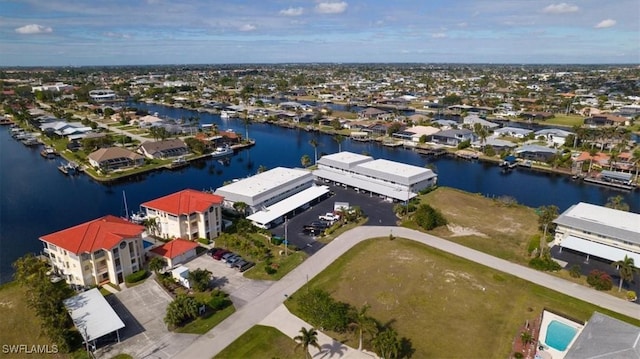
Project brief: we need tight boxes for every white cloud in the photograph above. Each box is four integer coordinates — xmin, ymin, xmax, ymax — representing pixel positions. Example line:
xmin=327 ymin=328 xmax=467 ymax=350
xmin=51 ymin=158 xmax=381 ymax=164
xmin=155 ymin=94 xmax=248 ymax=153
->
xmin=104 ymin=32 xmax=131 ymax=39
xmin=15 ymin=24 xmax=53 ymax=34
xmin=432 ymin=32 xmax=447 ymax=38
xmin=280 ymin=7 xmax=304 ymax=16
xmin=239 ymin=24 xmax=256 ymax=32
xmin=315 ymin=1 xmax=348 ymax=14
xmin=594 ymin=19 xmax=616 ymax=28
xmin=542 ymin=3 xmax=579 ymax=14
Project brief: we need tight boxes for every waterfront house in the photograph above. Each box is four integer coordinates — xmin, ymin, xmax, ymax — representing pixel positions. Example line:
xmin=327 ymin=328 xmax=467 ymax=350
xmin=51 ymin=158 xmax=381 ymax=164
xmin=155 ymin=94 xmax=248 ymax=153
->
xmin=39 ymin=121 xmax=93 ymax=140
xmin=140 ymin=189 xmax=224 ymax=241
xmin=138 ymin=138 xmax=189 ymax=159
xmin=534 ymin=128 xmax=574 ymax=147
xmin=87 ymin=147 xmax=146 ymax=172
xmin=149 ymin=238 xmax=199 ymax=268
xmin=553 ymin=202 xmax=640 ymax=266
xmin=40 ymin=215 xmax=146 ymax=288
xmin=358 ymin=107 xmax=389 ymax=120
xmin=493 ymin=127 xmax=533 ymax=139
xmin=514 ymin=144 xmax=558 ymax=162
xmin=462 ymin=114 xmax=499 ymax=130
xmin=520 ymin=112 xmax=554 ymax=121
xmin=392 ymin=125 xmax=440 ymax=143
xmin=472 ymin=137 xmax=517 ymax=152
xmin=364 ymin=122 xmax=395 ymax=137
xmin=584 ymin=114 xmax=628 ymax=127
xmin=431 ymin=129 xmax=475 ymax=146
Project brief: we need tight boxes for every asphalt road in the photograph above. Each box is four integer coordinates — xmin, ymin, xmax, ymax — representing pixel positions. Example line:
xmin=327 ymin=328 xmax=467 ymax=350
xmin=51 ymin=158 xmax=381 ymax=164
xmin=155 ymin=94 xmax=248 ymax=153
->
xmin=175 ymin=226 xmax=640 ymax=359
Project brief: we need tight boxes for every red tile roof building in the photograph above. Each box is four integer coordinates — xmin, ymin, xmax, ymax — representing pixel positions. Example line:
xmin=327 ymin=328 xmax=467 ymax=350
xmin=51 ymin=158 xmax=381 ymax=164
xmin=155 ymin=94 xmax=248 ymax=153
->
xmin=40 ymin=215 xmax=145 ymax=287
xmin=150 ymin=239 xmax=199 ymax=268
xmin=141 ymin=189 xmax=224 ymax=241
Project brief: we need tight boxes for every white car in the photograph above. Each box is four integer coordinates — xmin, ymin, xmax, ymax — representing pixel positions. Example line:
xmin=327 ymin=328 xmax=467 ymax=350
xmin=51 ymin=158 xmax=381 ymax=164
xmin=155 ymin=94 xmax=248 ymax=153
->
xmin=319 ymin=213 xmax=340 ymax=222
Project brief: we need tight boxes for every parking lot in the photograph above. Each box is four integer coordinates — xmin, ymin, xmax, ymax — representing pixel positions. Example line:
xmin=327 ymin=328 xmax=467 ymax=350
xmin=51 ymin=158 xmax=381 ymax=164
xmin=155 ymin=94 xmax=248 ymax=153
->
xmin=184 ymin=254 xmax=274 ymax=308
xmin=101 ymin=278 xmax=199 ymax=359
xmin=269 ymin=181 xmax=398 ymax=255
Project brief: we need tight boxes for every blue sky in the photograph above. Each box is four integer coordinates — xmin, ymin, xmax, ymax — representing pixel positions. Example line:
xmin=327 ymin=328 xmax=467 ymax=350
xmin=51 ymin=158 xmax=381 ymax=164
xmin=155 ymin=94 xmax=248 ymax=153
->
xmin=1 ymin=0 xmax=638 ymax=66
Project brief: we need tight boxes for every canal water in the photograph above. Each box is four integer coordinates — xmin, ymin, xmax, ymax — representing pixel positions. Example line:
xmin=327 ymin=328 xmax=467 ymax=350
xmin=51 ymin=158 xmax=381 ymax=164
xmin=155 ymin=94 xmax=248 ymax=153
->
xmin=1 ymin=103 xmax=638 ymax=283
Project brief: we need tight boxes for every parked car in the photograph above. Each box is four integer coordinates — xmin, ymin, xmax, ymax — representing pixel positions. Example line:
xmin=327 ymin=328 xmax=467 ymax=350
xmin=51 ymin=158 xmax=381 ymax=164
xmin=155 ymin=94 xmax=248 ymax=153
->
xmin=318 ymin=212 xmax=340 ymax=222
xmin=221 ymin=252 xmax=236 ymax=262
xmin=239 ymin=261 xmax=255 ymax=272
xmin=226 ymin=255 xmax=243 ymax=267
xmin=233 ymin=259 xmax=247 ymax=270
xmin=212 ymin=249 xmax=229 ymax=260
xmin=207 ymin=247 xmax=221 ymax=257
xmin=303 ymin=221 xmax=328 ymax=233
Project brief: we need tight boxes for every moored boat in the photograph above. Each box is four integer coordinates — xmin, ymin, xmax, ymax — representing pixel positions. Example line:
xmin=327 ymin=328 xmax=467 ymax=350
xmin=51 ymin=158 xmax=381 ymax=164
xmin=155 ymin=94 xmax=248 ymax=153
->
xmin=210 ymin=144 xmax=233 ymax=158
xmin=40 ymin=146 xmax=58 ymax=159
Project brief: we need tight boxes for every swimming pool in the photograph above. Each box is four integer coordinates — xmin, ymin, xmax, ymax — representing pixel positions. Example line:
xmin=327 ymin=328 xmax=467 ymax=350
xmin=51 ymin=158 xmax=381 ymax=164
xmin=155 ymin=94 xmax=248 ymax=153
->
xmin=545 ymin=320 xmax=577 ymax=352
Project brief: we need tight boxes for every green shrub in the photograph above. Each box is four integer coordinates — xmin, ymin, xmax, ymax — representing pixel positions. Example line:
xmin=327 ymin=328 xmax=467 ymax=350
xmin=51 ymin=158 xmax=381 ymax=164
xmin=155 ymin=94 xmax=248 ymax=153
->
xmin=586 ymin=270 xmax=612 ymax=291
xmin=528 ymin=257 xmax=561 ymax=272
xmin=197 ymin=237 xmax=210 ymax=245
xmin=414 ymin=204 xmax=447 ymax=230
xmin=125 ymin=269 xmax=148 ymax=284
xmin=208 ymin=289 xmax=232 ymax=310
xmin=569 ymin=264 xmax=581 ymax=278
xmin=626 ymin=291 xmax=637 ymax=301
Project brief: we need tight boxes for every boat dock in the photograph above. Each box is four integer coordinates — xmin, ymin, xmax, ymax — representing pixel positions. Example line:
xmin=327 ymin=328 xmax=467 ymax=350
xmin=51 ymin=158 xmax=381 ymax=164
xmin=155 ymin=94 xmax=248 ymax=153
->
xmin=415 ymin=147 xmax=447 ymax=157
xmin=455 ymin=150 xmax=479 ymax=160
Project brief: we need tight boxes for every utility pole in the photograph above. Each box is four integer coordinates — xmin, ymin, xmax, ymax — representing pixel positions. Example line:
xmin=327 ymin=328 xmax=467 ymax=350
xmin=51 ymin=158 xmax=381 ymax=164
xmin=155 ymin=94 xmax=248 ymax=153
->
xmin=284 ymin=217 xmax=288 ymax=256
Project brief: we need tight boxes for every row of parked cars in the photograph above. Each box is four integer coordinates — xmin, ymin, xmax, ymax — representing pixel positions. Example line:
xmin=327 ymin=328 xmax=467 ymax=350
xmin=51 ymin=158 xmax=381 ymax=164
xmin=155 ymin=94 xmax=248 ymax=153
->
xmin=207 ymin=248 xmax=255 ymax=272
xmin=302 ymin=212 xmax=341 ymax=235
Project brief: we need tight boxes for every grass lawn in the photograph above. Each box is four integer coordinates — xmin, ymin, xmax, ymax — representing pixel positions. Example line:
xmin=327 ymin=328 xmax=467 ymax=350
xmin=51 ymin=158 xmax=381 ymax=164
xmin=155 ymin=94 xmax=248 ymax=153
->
xmin=175 ymin=305 xmax=235 ymax=334
xmin=243 ymin=251 xmax=307 ymax=281
xmin=411 ymin=187 xmax=539 ymax=264
xmin=0 ymin=282 xmax=71 ymax=359
xmin=214 ymin=325 xmax=298 ymax=359
xmin=286 ymin=238 xmax=640 ymax=359
xmin=544 ymin=114 xmax=584 ymax=127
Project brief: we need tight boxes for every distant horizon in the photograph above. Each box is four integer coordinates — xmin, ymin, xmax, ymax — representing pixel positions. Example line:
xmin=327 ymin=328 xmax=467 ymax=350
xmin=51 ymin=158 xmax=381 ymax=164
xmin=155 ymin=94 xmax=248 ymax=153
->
xmin=2 ymin=1 xmax=638 ymax=66
xmin=1 ymin=61 xmax=639 ymax=70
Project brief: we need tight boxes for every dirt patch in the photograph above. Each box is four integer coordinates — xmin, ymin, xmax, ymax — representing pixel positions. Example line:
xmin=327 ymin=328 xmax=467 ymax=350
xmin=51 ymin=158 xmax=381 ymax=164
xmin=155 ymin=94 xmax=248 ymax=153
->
xmin=0 ymin=301 xmax=13 ymax=309
xmin=447 ymin=224 xmax=488 ymax=238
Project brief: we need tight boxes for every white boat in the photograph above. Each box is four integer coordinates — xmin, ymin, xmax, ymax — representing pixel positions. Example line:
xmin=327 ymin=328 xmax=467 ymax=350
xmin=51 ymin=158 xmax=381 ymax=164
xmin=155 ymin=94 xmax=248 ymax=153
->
xmin=210 ymin=144 xmax=233 ymax=158
xmin=168 ymin=156 xmax=188 ymax=169
xmin=220 ymin=110 xmax=238 ymax=119
xmin=130 ymin=212 xmax=147 ymax=224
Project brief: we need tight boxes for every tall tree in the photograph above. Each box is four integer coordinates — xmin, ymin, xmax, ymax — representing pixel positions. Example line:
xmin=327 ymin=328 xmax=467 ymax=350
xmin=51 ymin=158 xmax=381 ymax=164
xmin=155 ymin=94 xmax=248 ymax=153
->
xmin=148 ymin=257 xmax=165 ymax=274
xmin=612 ymin=255 xmax=638 ymax=292
xmin=334 ymin=134 xmax=345 ymax=152
xmin=309 ymin=138 xmax=319 ymax=164
xmin=294 ymin=327 xmax=321 ymax=359
xmin=537 ymin=205 xmax=559 ymax=249
xmin=605 ymin=195 xmax=630 ymax=211
xmin=349 ymin=304 xmax=378 ymax=351
xmin=188 ymin=268 xmax=213 ymax=292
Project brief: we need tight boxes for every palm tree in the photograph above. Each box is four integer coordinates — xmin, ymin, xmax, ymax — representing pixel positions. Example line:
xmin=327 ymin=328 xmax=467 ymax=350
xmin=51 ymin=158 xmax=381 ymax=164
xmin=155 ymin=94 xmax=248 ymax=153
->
xmin=233 ymin=201 xmax=248 ymax=217
xmin=631 ymin=148 xmax=640 ymax=183
xmin=294 ymin=327 xmax=321 ymax=359
xmin=612 ymin=255 xmax=638 ymax=292
xmin=520 ymin=331 xmax=533 ymax=346
xmin=188 ymin=268 xmax=213 ymax=292
xmin=334 ymin=134 xmax=345 ymax=152
xmin=349 ymin=304 xmax=378 ymax=351
xmin=605 ymin=195 xmax=629 ymax=211
xmin=372 ymin=327 xmax=401 ymax=359
xmin=148 ymin=257 xmax=165 ymax=274
xmin=301 ymin=154 xmax=311 ymax=168
xmin=143 ymin=217 xmax=160 ymax=236
xmin=309 ymin=138 xmax=319 ymax=164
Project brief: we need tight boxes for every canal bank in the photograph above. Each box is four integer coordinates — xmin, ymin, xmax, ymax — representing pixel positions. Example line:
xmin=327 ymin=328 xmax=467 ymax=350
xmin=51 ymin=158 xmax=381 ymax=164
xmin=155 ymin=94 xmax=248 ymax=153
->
xmin=1 ymin=109 xmax=639 ymax=283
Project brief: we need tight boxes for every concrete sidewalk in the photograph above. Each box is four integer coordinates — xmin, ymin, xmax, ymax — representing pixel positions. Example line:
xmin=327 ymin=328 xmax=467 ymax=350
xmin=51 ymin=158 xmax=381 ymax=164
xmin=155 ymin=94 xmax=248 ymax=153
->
xmin=259 ymin=304 xmax=377 ymax=359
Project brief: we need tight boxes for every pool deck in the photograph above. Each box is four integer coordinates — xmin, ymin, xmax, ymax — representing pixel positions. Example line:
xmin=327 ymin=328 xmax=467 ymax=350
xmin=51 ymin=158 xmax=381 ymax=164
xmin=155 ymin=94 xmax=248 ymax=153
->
xmin=536 ymin=310 xmax=584 ymax=359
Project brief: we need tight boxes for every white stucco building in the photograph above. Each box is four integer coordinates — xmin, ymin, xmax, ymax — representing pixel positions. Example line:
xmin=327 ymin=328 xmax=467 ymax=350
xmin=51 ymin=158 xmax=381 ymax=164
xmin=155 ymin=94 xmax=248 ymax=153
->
xmin=140 ymin=189 xmax=224 ymax=241
xmin=214 ymin=167 xmax=315 ymax=214
xmin=40 ymin=215 xmax=146 ymax=287
xmin=313 ymin=151 xmax=438 ymax=201
xmin=553 ymin=202 xmax=640 ymax=264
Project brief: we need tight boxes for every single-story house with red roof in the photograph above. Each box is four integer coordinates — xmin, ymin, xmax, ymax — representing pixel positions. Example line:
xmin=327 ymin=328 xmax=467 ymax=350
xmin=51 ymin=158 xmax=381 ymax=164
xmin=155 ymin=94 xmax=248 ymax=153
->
xmin=149 ymin=239 xmax=199 ymax=268
xmin=40 ymin=215 xmax=146 ymax=288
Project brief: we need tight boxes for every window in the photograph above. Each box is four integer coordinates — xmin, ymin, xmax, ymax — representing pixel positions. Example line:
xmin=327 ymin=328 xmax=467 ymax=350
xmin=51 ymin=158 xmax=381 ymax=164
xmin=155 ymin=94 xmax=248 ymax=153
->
xmin=49 ymin=244 xmax=58 ymax=252
xmin=119 ymin=241 xmax=127 ymax=250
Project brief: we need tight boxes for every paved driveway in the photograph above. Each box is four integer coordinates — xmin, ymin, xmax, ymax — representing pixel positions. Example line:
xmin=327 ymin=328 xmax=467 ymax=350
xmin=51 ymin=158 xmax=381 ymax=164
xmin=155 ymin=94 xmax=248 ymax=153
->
xmin=99 ymin=278 xmax=199 ymax=359
xmin=184 ymin=255 xmax=273 ymax=308
xmin=270 ymin=182 xmax=397 ymax=254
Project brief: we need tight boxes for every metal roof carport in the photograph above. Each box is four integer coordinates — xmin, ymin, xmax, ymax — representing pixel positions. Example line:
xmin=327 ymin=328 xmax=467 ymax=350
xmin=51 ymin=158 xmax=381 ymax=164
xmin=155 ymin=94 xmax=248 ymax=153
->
xmin=247 ymin=185 xmax=330 ymax=228
xmin=559 ymin=236 xmax=640 ymax=264
xmin=63 ymin=288 xmax=125 ymax=350
xmin=313 ymin=169 xmax=415 ymax=201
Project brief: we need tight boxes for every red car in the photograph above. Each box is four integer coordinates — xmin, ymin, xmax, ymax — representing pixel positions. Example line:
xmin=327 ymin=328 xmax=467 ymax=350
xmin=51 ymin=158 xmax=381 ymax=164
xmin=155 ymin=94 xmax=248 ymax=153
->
xmin=212 ymin=249 xmax=229 ymax=260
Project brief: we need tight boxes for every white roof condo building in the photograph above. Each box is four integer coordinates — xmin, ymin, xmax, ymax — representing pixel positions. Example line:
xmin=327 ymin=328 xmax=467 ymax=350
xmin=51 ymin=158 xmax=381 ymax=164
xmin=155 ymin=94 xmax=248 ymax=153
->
xmin=214 ymin=167 xmax=314 ymax=213
xmin=553 ymin=202 xmax=640 ymax=264
xmin=313 ymin=151 xmax=437 ymax=201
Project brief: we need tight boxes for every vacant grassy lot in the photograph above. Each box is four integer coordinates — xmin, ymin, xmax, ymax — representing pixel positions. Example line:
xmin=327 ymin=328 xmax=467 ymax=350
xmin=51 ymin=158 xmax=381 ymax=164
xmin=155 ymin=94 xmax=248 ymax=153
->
xmin=411 ymin=187 xmax=539 ymax=264
xmin=175 ymin=305 xmax=235 ymax=334
xmin=544 ymin=114 xmax=584 ymax=127
xmin=0 ymin=282 xmax=69 ymax=359
xmin=215 ymin=325 xmax=297 ymax=359
xmin=287 ymin=238 xmax=639 ymax=359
